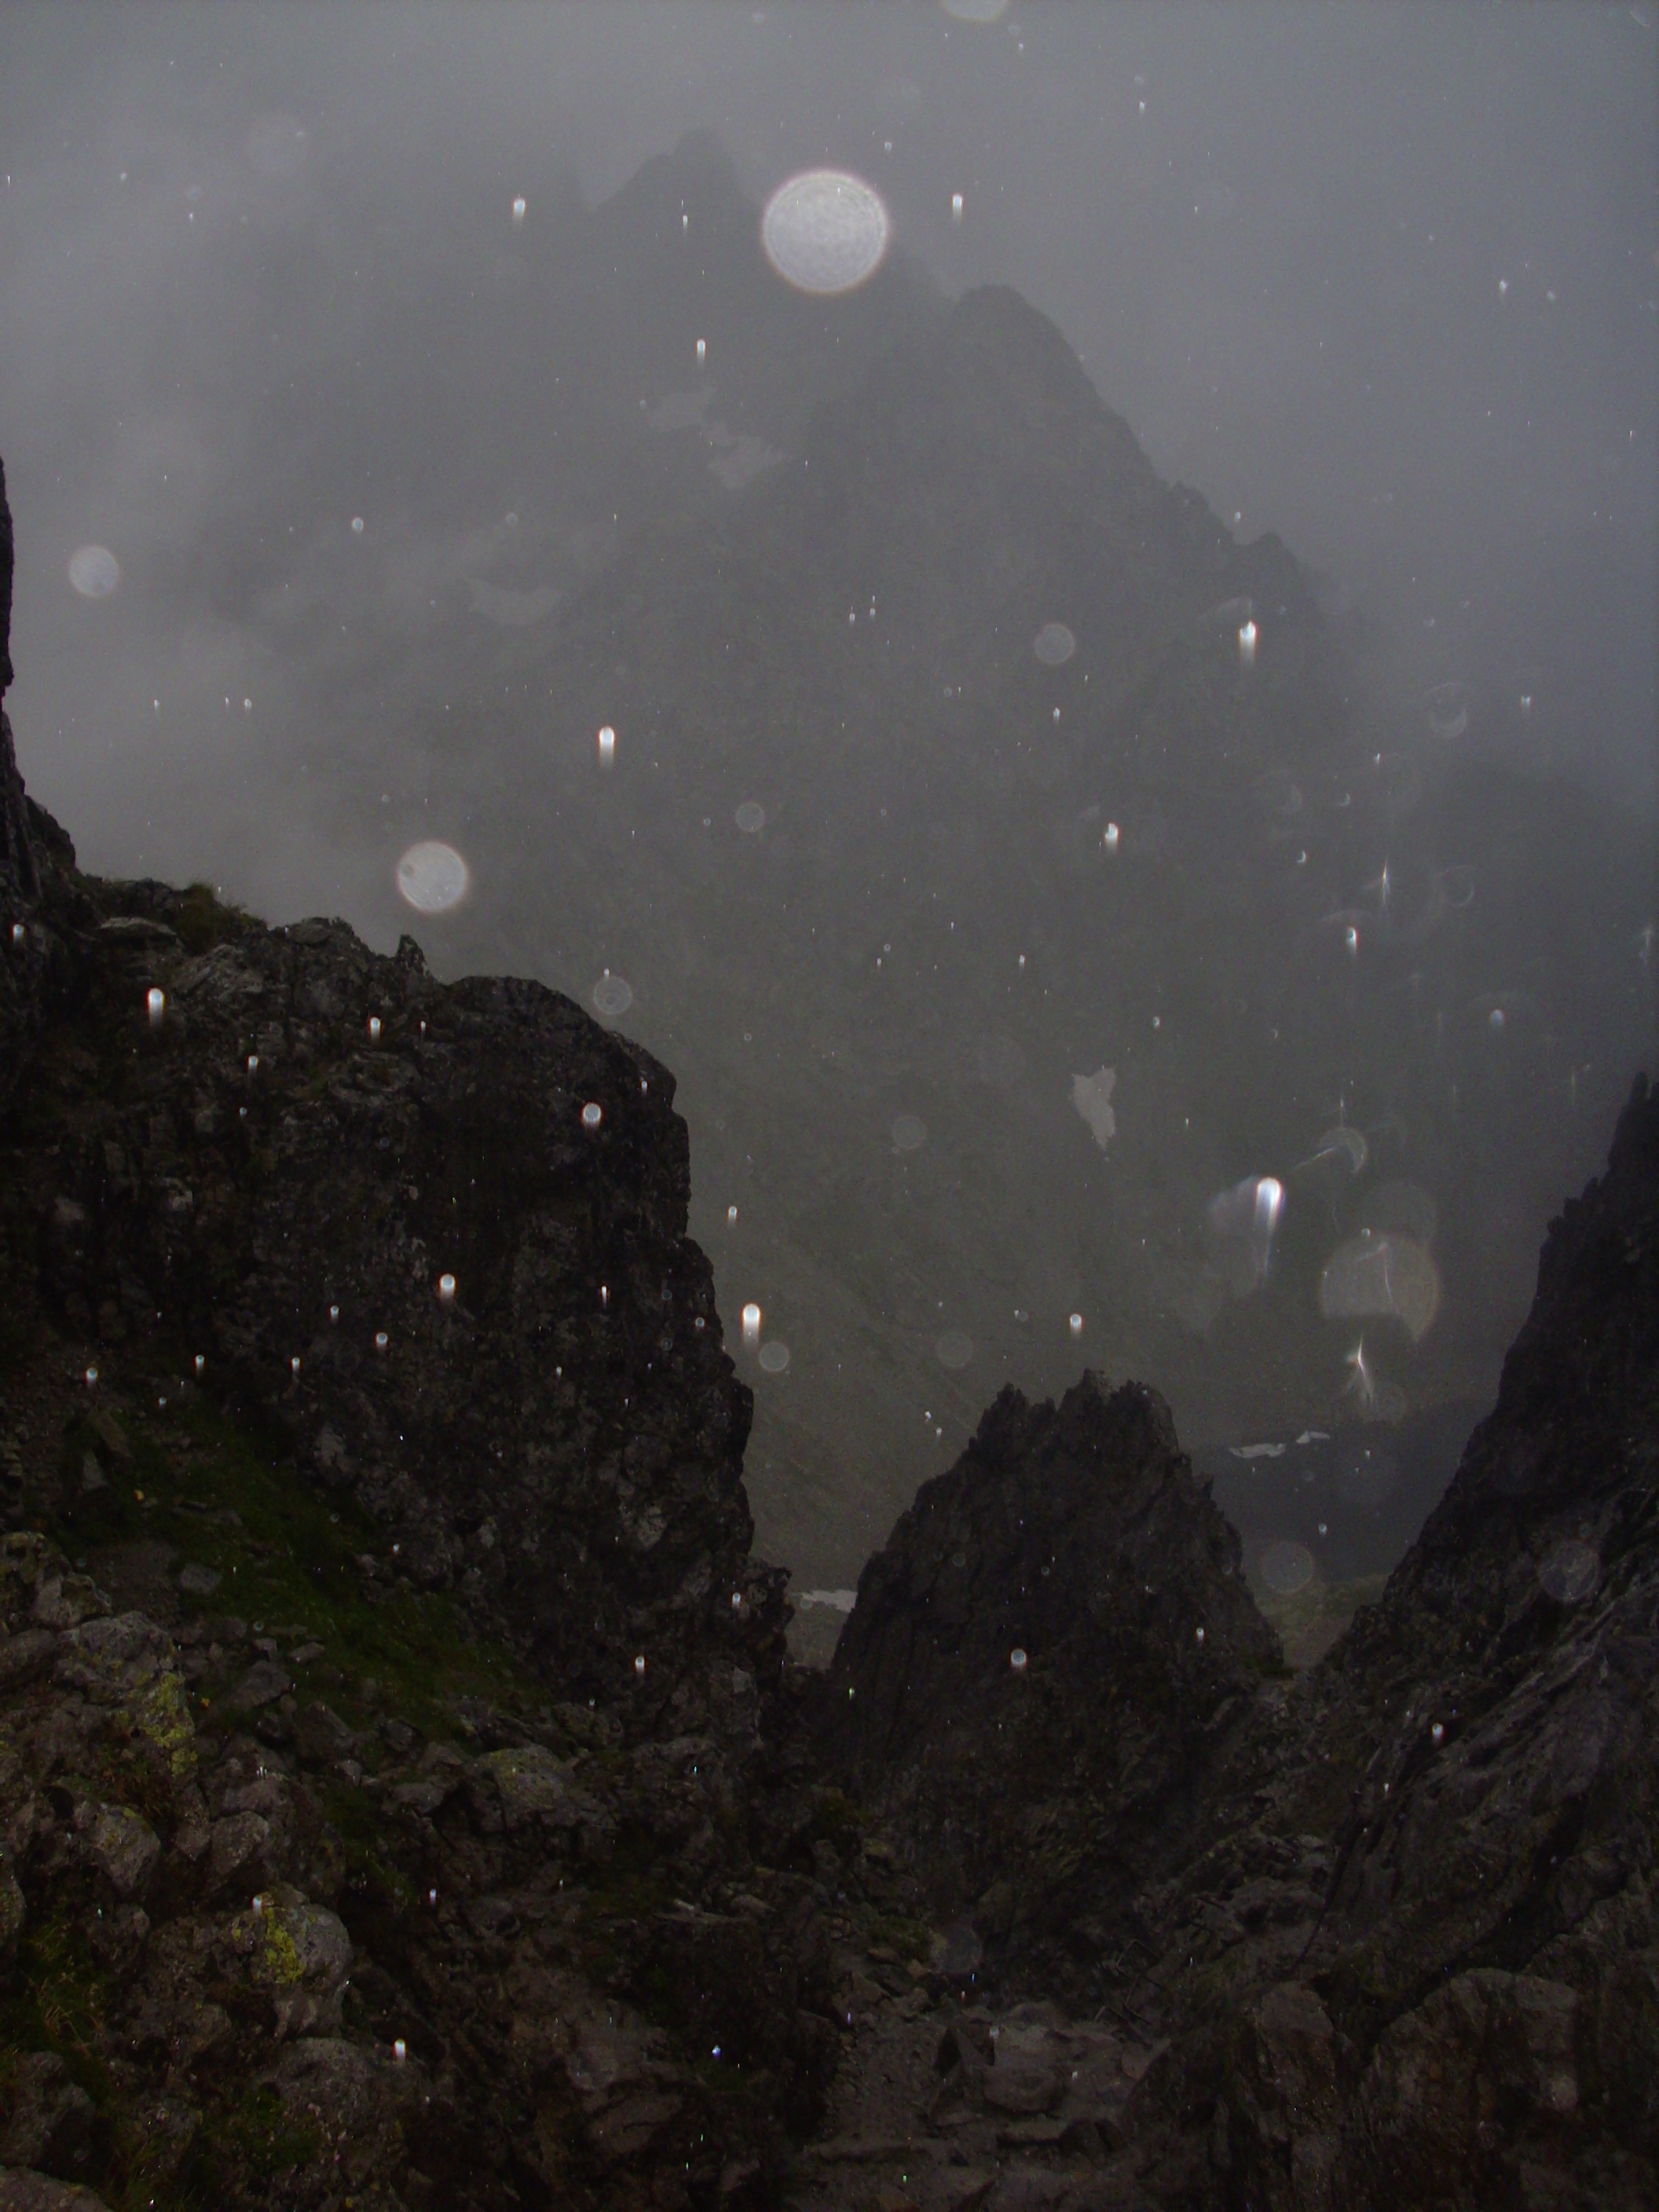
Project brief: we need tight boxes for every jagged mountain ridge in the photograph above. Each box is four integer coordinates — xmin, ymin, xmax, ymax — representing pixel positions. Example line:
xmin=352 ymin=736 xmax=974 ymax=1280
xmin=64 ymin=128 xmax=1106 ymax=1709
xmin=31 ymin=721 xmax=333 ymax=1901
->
xmin=445 ymin=269 xmax=1649 ymax=1598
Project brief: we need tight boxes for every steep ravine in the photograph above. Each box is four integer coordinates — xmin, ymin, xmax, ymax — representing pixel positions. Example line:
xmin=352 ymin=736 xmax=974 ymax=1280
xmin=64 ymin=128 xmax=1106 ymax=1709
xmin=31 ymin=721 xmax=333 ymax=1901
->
xmin=4 ymin=412 xmax=1655 ymax=2212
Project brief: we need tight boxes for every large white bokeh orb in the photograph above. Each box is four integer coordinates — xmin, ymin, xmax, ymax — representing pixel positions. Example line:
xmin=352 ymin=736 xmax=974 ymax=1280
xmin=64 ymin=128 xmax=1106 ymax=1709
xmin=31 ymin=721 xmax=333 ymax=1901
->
xmin=760 ymin=170 xmax=890 ymax=296
xmin=396 ymin=840 xmax=471 ymax=914
xmin=68 ymin=546 xmax=120 ymax=598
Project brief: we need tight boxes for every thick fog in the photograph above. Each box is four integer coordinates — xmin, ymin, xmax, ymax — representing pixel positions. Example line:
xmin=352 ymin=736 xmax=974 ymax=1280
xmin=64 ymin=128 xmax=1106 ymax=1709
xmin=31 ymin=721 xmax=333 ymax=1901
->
xmin=2 ymin=2 xmax=1654 ymax=1646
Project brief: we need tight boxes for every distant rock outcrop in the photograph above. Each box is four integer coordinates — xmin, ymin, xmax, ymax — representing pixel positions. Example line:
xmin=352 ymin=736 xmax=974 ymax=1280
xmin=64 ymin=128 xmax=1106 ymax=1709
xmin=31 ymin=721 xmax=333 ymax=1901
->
xmin=821 ymin=1374 xmax=1280 ymax=1971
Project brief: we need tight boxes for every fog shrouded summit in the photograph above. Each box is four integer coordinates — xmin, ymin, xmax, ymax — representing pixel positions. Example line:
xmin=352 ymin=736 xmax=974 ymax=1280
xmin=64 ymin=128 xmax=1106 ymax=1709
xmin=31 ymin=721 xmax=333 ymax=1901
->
xmin=0 ymin=4 xmax=1653 ymax=1618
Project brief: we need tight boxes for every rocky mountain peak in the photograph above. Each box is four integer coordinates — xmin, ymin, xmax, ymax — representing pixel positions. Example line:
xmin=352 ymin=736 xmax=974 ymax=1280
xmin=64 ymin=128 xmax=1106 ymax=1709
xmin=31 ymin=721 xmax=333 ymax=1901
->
xmin=819 ymin=1369 xmax=1281 ymax=1961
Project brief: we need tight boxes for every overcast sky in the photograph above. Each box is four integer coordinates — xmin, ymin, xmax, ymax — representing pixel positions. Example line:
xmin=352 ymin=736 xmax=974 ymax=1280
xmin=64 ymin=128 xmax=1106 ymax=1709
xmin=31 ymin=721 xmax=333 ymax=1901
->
xmin=2 ymin=0 xmax=1654 ymax=888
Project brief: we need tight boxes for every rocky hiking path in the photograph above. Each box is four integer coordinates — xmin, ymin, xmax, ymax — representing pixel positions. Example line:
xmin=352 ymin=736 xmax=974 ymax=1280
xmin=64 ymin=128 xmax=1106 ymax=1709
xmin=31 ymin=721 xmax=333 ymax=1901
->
xmin=783 ymin=1968 xmax=1170 ymax=2212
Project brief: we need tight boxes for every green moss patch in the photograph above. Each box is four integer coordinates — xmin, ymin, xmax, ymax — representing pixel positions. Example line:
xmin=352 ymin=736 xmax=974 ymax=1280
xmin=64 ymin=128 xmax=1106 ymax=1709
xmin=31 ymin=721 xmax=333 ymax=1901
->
xmin=174 ymin=881 xmax=251 ymax=955
xmin=53 ymin=1396 xmax=544 ymax=1751
xmin=0 ymin=1905 xmax=112 ymax=2078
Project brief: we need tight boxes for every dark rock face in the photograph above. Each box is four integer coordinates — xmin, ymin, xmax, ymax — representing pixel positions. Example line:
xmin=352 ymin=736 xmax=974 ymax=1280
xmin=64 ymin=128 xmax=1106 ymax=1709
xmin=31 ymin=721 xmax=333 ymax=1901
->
xmin=1112 ymin=1075 xmax=1659 ymax=2210
xmin=1309 ymin=1072 xmax=1659 ymax=2004
xmin=821 ymin=1374 xmax=1281 ymax=1974
xmin=0 ymin=1529 xmax=840 ymax=2212
xmin=16 ymin=883 xmax=771 ymax=1701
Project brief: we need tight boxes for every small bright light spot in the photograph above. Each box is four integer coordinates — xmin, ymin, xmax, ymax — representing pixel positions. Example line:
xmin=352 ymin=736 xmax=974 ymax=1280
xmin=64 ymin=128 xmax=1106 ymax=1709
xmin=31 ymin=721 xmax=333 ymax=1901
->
xmin=1103 ymin=822 xmax=1119 ymax=853
xmin=195 ymin=1353 xmax=205 ymax=1374
xmin=375 ymin=1331 xmax=389 ymax=1351
xmin=9 ymin=923 xmax=22 ymax=945
xmin=582 ymin=1101 xmax=603 ymax=1129
xmin=511 ymin=195 xmax=526 ymax=223
xmin=1238 ymin=620 xmax=1258 ymax=666
xmin=351 ymin=516 xmax=364 ymax=533
xmin=85 ymin=1366 xmax=98 ymax=1386
xmin=1009 ymin=1646 xmax=1027 ymax=1671
xmin=438 ymin=1273 xmax=456 ymax=1303
xmin=291 ymin=1355 xmax=301 ymax=1375
xmin=742 ymin=1302 xmax=762 ymax=1347
xmin=727 ymin=1205 xmax=738 ymax=1225
xmin=696 ymin=337 xmax=706 ymax=363
xmin=634 ymin=1654 xmax=646 ymax=1678
xmin=368 ymin=1016 xmax=382 ymax=1041
xmin=328 ymin=1305 xmax=339 ymax=1323
xmin=951 ymin=191 xmax=964 ymax=221
xmin=394 ymin=2038 xmax=407 ymax=2063
xmin=147 ymin=987 xmax=166 ymax=1025
xmin=598 ymin=723 xmax=616 ymax=767
xmin=1069 ymin=1312 xmax=1083 ymax=1338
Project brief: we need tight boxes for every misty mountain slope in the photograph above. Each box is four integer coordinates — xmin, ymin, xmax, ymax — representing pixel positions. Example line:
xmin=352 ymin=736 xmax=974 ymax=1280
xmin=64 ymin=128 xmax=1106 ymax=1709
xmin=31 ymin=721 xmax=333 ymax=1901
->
xmin=14 ymin=123 xmax=1645 ymax=1609
xmin=405 ymin=278 xmax=1651 ymax=1595
xmin=14 ymin=130 xmax=947 ymax=896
